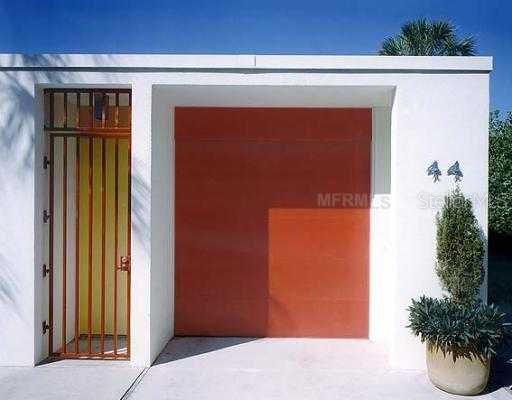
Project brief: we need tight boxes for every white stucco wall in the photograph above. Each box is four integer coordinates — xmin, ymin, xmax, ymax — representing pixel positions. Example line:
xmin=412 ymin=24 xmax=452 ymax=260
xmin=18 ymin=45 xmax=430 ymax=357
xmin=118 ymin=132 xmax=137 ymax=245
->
xmin=369 ymin=107 xmax=392 ymax=345
xmin=0 ymin=73 xmax=37 ymax=365
xmin=0 ymin=55 xmax=490 ymax=368
xmin=389 ymin=73 xmax=489 ymax=368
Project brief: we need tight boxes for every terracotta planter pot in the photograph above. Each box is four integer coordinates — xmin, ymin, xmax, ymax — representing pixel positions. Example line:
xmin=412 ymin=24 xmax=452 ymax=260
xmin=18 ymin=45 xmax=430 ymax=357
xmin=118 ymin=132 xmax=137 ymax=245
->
xmin=426 ymin=343 xmax=490 ymax=395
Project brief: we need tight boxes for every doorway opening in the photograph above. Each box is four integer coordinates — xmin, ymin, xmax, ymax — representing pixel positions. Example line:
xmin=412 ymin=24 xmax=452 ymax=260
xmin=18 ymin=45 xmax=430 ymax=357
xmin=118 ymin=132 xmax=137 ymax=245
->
xmin=44 ymin=89 xmax=132 ymax=359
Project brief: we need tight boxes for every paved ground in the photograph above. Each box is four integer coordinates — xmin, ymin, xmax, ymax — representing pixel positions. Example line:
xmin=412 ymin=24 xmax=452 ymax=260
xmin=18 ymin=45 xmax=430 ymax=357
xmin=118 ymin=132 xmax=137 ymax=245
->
xmin=1 ymin=338 xmax=511 ymax=400
xmin=0 ymin=359 xmax=143 ymax=400
xmin=129 ymin=338 xmax=511 ymax=400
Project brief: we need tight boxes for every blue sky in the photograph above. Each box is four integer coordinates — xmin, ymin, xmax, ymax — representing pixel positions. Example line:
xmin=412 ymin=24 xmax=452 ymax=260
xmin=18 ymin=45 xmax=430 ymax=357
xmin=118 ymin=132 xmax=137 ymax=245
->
xmin=0 ymin=0 xmax=510 ymax=111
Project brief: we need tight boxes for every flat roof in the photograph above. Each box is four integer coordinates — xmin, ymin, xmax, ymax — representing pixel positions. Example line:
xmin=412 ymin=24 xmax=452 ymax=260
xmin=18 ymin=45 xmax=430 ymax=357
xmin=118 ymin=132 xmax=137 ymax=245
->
xmin=0 ymin=54 xmax=493 ymax=72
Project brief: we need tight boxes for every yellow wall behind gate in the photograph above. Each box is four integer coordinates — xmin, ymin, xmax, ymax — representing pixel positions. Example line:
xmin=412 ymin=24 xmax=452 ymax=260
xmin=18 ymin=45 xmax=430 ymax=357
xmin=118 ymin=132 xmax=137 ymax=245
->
xmin=78 ymin=138 xmax=129 ymax=335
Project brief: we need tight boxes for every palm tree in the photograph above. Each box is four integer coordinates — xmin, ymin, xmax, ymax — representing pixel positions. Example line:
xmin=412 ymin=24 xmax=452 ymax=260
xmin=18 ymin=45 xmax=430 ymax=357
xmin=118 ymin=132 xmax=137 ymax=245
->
xmin=379 ymin=19 xmax=476 ymax=56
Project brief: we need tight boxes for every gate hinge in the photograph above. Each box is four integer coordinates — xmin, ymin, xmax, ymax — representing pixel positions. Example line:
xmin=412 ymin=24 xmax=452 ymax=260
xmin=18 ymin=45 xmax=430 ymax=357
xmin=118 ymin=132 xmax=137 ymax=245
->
xmin=42 ymin=320 xmax=51 ymax=335
xmin=42 ymin=264 xmax=52 ymax=278
xmin=43 ymin=156 xmax=51 ymax=170
xmin=43 ymin=210 xmax=51 ymax=223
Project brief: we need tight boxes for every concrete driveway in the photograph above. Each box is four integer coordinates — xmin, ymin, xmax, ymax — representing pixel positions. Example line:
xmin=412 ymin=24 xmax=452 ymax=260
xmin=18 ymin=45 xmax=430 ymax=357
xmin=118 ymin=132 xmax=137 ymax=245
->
xmin=1 ymin=338 xmax=511 ymax=400
xmin=129 ymin=338 xmax=511 ymax=400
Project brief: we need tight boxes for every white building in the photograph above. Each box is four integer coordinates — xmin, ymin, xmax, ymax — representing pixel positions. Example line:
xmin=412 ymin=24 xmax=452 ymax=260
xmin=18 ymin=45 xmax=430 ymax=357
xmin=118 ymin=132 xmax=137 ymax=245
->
xmin=0 ymin=54 xmax=491 ymax=369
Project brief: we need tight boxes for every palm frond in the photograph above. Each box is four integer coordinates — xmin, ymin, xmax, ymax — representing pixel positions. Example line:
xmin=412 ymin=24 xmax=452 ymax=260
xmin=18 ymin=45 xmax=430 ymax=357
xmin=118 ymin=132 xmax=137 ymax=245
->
xmin=378 ymin=37 xmax=407 ymax=56
xmin=378 ymin=19 xmax=477 ymax=56
xmin=454 ymin=36 xmax=477 ymax=56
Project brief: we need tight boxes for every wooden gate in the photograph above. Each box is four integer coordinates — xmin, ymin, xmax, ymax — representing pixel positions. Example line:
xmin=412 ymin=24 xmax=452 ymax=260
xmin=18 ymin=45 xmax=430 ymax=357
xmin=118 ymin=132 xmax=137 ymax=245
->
xmin=44 ymin=89 xmax=131 ymax=359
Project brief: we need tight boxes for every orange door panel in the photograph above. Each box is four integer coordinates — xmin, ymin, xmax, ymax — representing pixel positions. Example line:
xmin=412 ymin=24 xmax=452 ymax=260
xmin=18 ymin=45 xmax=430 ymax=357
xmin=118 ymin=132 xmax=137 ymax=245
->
xmin=268 ymin=209 xmax=369 ymax=337
xmin=175 ymin=108 xmax=371 ymax=337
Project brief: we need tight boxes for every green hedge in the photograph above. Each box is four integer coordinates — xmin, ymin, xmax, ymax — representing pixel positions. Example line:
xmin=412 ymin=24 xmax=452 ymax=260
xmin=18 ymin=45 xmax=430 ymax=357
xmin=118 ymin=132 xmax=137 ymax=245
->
xmin=489 ymin=111 xmax=512 ymax=236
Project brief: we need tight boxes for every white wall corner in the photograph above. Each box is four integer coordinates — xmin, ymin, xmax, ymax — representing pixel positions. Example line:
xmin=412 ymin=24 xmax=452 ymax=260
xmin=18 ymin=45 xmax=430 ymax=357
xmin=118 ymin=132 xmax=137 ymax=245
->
xmin=130 ymin=82 xmax=153 ymax=366
xmin=369 ymin=107 xmax=392 ymax=346
xmin=149 ymin=87 xmax=173 ymax=363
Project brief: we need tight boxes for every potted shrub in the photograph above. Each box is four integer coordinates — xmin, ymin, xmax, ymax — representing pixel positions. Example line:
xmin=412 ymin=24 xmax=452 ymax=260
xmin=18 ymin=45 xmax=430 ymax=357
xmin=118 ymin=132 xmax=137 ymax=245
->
xmin=408 ymin=188 xmax=510 ymax=395
xmin=409 ymin=296 xmax=508 ymax=394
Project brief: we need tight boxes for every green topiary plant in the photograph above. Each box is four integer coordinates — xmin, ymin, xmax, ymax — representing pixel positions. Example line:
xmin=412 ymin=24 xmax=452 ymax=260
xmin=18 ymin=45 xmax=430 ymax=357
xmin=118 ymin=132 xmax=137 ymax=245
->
xmin=435 ymin=187 xmax=485 ymax=304
xmin=408 ymin=188 xmax=508 ymax=393
xmin=408 ymin=296 xmax=510 ymax=361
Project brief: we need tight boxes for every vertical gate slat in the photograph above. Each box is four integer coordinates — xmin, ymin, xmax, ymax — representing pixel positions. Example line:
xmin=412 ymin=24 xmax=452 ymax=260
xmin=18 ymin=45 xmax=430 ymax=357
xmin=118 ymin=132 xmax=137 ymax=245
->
xmin=74 ymin=93 xmax=80 ymax=353
xmin=126 ymin=92 xmax=132 ymax=356
xmin=89 ymin=92 xmax=93 ymax=130
xmin=63 ymin=92 xmax=68 ymax=129
xmin=88 ymin=137 xmax=93 ymax=354
xmin=100 ymin=138 xmax=106 ymax=354
xmin=76 ymin=91 xmax=80 ymax=128
xmin=113 ymin=138 xmax=119 ymax=358
xmin=75 ymin=138 xmax=80 ymax=354
xmin=126 ymin=139 xmax=131 ymax=357
xmin=48 ymin=131 xmax=54 ymax=356
xmin=102 ymin=93 xmax=106 ymax=128
xmin=115 ymin=93 xmax=119 ymax=128
xmin=62 ymin=137 xmax=67 ymax=354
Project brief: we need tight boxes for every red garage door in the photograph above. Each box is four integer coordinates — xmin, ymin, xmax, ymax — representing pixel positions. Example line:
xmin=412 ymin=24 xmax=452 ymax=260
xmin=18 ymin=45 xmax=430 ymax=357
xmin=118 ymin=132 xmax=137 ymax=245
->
xmin=175 ymin=108 xmax=371 ymax=337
